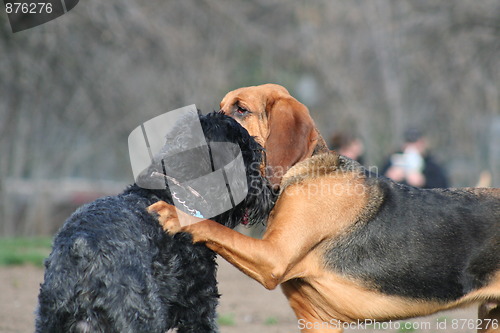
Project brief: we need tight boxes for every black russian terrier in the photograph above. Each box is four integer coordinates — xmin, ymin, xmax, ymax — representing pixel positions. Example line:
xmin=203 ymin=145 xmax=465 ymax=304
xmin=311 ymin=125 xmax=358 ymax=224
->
xmin=36 ymin=112 xmax=274 ymax=333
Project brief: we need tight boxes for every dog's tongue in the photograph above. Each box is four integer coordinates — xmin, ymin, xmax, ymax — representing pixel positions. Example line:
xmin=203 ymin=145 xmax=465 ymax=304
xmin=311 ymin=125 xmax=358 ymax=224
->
xmin=241 ymin=209 xmax=249 ymax=225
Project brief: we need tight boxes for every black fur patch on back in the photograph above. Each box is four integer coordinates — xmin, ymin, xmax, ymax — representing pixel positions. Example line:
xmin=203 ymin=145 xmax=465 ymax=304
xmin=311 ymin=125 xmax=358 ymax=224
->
xmin=324 ymin=179 xmax=500 ymax=302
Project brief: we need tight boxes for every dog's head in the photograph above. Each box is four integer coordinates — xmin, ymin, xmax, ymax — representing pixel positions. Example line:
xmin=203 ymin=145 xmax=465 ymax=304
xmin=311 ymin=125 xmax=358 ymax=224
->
xmin=219 ymin=83 xmax=323 ymax=188
xmin=136 ymin=111 xmax=274 ymax=228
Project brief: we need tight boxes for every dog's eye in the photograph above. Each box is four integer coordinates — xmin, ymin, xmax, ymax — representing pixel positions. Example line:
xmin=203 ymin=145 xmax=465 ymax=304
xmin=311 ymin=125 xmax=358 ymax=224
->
xmin=236 ymin=105 xmax=249 ymax=115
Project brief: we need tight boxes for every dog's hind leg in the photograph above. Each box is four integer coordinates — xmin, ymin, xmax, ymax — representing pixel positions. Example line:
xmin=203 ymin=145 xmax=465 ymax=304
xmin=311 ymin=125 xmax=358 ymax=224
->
xmin=479 ymin=302 xmax=500 ymax=333
xmin=282 ymin=280 xmax=343 ymax=333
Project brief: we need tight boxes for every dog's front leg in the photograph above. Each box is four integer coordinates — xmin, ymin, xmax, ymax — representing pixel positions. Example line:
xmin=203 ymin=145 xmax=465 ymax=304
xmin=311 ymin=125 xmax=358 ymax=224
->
xmin=148 ymin=198 xmax=325 ymax=290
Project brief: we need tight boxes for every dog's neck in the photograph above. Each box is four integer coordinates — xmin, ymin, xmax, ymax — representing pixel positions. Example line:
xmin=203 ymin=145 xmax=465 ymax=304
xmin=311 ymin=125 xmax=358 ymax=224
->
xmin=311 ymin=129 xmax=330 ymax=157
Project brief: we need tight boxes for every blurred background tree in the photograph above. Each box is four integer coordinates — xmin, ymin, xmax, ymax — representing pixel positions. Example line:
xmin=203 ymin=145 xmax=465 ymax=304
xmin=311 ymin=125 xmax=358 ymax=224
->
xmin=0 ymin=0 xmax=499 ymax=236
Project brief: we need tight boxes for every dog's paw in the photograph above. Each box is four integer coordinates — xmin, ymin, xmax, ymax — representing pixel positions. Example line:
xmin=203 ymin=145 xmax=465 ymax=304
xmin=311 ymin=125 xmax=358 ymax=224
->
xmin=147 ymin=201 xmax=171 ymax=214
xmin=148 ymin=201 xmax=182 ymax=234
xmin=161 ymin=217 xmax=182 ymax=235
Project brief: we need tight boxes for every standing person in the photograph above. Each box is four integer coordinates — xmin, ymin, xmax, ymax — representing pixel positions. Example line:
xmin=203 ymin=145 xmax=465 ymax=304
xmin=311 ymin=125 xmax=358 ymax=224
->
xmin=382 ymin=128 xmax=449 ymax=188
xmin=329 ymin=132 xmax=365 ymax=165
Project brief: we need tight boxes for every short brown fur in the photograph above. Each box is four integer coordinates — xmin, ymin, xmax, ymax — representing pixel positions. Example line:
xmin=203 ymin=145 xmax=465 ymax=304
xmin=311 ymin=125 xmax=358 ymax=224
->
xmin=149 ymin=84 xmax=500 ymax=332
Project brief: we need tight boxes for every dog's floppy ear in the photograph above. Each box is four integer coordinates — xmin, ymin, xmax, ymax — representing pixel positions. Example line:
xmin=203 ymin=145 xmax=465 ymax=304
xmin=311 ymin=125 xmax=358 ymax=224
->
xmin=265 ymin=96 xmax=318 ymax=188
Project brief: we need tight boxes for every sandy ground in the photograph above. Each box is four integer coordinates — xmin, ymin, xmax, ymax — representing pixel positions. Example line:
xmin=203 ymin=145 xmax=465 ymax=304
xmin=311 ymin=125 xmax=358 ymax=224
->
xmin=0 ymin=259 xmax=477 ymax=333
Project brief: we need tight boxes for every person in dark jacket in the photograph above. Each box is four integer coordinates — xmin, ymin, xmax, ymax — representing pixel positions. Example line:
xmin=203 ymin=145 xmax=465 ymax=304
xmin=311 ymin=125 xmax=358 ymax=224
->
xmin=329 ymin=132 xmax=365 ymax=165
xmin=382 ymin=128 xmax=449 ymax=188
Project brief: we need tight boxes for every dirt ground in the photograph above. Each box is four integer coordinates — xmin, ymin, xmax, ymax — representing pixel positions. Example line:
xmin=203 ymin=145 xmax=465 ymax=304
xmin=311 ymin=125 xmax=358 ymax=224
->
xmin=0 ymin=259 xmax=477 ymax=333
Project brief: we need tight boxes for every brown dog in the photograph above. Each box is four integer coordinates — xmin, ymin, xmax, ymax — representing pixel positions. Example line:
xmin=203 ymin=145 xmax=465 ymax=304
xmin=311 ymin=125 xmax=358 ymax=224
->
xmin=149 ymin=84 xmax=500 ymax=332
xmin=219 ymin=83 xmax=329 ymax=187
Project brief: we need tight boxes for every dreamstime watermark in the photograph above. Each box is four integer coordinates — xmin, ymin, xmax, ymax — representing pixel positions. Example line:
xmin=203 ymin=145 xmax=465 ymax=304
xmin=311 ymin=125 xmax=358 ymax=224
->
xmin=2 ymin=0 xmax=78 ymax=32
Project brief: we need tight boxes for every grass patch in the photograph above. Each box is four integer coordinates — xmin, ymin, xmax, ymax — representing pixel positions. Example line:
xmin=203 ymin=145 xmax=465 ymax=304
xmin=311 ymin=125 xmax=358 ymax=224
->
xmin=217 ymin=313 xmax=236 ymax=326
xmin=436 ymin=316 xmax=448 ymax=323
xmin=264 ymin=316 xmax=279 ymax=325
xmin=0 ymin=237 xmax=52 ymax=267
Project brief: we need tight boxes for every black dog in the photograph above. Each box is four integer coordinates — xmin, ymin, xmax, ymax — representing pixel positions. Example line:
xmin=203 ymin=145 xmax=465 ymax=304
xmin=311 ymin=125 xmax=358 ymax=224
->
xmin=36 ymin=112 xmax=274 ymax=333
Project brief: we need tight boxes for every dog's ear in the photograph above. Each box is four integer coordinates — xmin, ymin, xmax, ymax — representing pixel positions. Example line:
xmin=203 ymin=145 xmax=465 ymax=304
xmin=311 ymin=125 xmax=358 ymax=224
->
xmin=265 ymin=96 xmax=318 ymax=188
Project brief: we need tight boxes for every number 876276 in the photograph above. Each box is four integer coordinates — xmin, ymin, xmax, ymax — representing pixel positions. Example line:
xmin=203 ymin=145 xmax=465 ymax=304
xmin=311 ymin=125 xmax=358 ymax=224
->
xmin=5 ymin=2 xmax=53 ymax=14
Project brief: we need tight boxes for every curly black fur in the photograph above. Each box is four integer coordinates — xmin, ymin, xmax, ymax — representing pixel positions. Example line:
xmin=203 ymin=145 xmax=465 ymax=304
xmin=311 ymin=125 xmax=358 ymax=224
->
xmin=36 ymin=112 xmax=274 ymax=333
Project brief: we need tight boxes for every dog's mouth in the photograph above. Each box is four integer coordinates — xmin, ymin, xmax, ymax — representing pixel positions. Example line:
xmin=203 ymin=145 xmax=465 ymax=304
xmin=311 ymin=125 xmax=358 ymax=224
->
xmin=242 ymin=209 xmax=250 ymax=225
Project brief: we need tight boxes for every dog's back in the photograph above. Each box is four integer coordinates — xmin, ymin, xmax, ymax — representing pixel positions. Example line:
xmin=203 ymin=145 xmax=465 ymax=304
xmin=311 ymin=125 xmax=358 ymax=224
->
xmin=325 ymin=177 xmax=500 ymax=302
xmin=283 ymin=153 xmax=499 ymax=301
xmin=36 ymin=190 xmax=219 ymax=332
xmin=36 ymin=112 xmax=273 ymax=332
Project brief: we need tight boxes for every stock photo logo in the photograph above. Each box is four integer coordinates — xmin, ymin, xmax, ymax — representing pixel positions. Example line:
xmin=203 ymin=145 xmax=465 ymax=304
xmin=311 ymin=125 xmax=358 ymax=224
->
xmin=128 ymin=105 xmax=248 ymax=225
xmin=3 ymin=0 xmax=78 ymax=33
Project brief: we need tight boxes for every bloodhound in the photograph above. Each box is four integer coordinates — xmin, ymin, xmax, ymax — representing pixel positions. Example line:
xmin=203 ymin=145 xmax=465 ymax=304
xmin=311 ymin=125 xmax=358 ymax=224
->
xmin=149 ymin=84 xmax=500 ymax=332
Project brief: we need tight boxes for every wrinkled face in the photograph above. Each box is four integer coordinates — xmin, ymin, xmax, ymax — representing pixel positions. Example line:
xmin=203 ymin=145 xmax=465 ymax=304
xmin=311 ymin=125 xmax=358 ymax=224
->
xmin=219 ymin=84 xmax=290 ymax=147
xmin=219 ymin=83 xmax=318 ymax=188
